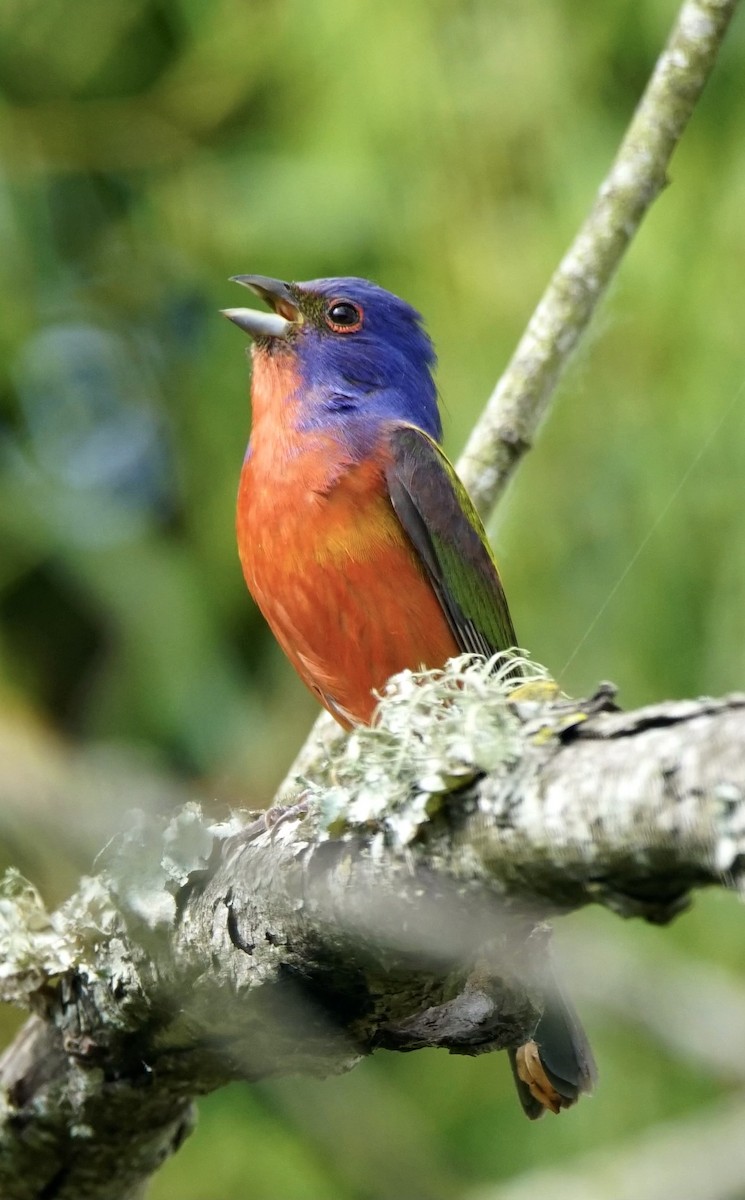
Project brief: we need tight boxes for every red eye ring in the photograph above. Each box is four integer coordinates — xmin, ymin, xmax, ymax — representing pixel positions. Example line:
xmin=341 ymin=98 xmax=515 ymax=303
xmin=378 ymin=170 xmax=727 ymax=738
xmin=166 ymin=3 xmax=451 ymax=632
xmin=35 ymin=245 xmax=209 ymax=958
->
xmin=324 ymin=299 xmax=363 ymax=333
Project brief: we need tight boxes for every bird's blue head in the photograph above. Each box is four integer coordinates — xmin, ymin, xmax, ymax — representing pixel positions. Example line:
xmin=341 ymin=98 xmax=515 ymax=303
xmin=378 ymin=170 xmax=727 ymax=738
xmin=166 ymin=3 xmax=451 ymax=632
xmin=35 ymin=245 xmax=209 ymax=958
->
xmin=223 ymin=275 xmax=441 ymax=443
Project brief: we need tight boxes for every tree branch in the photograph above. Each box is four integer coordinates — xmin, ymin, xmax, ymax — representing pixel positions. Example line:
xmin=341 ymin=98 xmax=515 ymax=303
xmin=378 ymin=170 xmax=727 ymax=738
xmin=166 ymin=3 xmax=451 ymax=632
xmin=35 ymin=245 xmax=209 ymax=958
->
xmin=2 ymin=662 xmax=744 ymax=1198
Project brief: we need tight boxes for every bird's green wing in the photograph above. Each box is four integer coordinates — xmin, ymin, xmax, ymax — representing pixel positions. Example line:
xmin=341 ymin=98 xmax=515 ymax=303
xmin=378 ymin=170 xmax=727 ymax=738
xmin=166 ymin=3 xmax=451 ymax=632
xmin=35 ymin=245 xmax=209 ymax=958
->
xmin=384 ymin=423 xmax=518 ymax=657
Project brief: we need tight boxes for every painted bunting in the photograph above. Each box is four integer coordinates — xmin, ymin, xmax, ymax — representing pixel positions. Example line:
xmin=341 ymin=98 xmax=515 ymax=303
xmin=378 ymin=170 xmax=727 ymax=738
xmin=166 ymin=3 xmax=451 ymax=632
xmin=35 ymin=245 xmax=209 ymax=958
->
xmin=223 ymin=275 xmax=595 ymax=1117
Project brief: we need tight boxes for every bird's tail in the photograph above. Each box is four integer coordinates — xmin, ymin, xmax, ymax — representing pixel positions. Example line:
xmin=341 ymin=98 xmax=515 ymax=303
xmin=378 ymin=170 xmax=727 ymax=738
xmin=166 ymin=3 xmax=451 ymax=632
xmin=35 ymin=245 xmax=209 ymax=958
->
xmin=508 ymin=970 xmax=596 ymax=1119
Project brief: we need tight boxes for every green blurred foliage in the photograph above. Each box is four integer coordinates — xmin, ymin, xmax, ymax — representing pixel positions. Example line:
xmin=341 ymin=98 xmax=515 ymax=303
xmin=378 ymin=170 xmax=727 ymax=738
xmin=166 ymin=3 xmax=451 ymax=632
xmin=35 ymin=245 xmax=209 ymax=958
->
xmin=1 ymin=0 xmax=744 ymax=1195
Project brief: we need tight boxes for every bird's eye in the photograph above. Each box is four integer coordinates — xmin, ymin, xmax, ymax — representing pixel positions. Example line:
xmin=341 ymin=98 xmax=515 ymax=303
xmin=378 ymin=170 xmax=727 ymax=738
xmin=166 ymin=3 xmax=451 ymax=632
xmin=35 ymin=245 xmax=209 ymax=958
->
xmin=325 ymin=300 xmax=363 ymax=333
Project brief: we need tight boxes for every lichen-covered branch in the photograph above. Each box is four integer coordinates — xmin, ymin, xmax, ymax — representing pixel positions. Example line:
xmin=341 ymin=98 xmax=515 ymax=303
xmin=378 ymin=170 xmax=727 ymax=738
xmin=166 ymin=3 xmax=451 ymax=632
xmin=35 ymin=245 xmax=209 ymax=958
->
xmin=1 ymin=659 xmax=744 ymax=1199
xmin=457 ymin=0 xmax=738 ymax=513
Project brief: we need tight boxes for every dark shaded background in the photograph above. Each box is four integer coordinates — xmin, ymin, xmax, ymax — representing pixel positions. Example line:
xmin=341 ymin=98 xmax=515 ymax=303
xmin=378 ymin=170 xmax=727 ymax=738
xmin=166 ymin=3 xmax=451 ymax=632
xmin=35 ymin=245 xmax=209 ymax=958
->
xmin=1 ymin=1 xmax=744 ymax=1196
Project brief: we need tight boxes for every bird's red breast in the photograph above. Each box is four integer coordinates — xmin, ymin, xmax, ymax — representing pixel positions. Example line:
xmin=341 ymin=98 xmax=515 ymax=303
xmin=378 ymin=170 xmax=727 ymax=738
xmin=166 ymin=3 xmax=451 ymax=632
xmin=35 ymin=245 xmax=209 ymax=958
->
xmin=236 ymin=346 xmax=458 ymax=726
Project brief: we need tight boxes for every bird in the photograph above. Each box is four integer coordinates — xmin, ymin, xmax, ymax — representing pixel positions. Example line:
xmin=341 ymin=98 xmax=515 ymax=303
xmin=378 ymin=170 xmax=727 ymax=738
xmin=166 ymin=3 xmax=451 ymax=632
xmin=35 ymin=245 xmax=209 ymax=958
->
xmin=223 ymin=274 xmax=596 ymax=1118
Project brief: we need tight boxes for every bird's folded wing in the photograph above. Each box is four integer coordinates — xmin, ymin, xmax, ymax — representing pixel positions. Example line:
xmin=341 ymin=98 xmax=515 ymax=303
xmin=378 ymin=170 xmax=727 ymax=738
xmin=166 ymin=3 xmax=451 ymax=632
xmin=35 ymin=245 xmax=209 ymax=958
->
xmin=384 ymin=423 xmax=517 ymax=658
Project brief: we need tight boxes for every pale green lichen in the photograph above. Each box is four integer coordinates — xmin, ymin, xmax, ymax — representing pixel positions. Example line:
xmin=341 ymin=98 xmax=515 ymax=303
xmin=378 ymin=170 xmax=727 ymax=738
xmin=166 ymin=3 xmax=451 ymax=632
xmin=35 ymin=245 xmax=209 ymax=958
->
xmin=0 ymin=805 xmax=243 ymax=1011
xmin=161 ymin=803 xmax=220 ymax=887
xmin=0 ymin=870 xmax=61 ymax=1002
xmin=1 ymin=656 xmax=555 ymax=1006
xmin=98 ymin=804 xmax=245 ymax=930
xmin=301 ymin=652 xmax=551 ymax=847
xmin=0 ymin=868 xmax=121 ymax=1005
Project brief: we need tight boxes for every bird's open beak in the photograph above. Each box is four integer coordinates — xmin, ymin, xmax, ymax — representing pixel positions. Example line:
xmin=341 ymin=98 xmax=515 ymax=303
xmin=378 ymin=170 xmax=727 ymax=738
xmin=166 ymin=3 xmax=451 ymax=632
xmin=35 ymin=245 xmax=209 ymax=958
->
xmin=221 ymin=275 xmax=302 ymax=340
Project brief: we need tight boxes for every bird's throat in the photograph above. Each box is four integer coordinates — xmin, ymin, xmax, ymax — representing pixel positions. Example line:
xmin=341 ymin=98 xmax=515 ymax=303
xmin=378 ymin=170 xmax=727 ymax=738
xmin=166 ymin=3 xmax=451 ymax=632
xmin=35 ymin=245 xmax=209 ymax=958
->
xmin=249 ymin=344 xmax=303 ymax=434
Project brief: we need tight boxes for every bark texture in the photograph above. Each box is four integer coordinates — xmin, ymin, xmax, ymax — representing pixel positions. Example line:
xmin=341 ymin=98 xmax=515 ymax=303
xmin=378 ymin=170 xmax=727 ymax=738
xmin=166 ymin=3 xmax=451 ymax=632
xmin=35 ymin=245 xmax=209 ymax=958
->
xmin=1 ymin=666 xmax=744 ymax=1200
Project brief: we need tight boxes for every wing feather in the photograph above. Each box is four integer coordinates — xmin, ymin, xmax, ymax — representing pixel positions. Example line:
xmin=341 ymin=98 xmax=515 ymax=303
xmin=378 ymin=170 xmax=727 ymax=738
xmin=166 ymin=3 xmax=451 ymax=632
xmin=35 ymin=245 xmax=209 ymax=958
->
xmin=384 ymin=424 xmax=518 ymax=659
